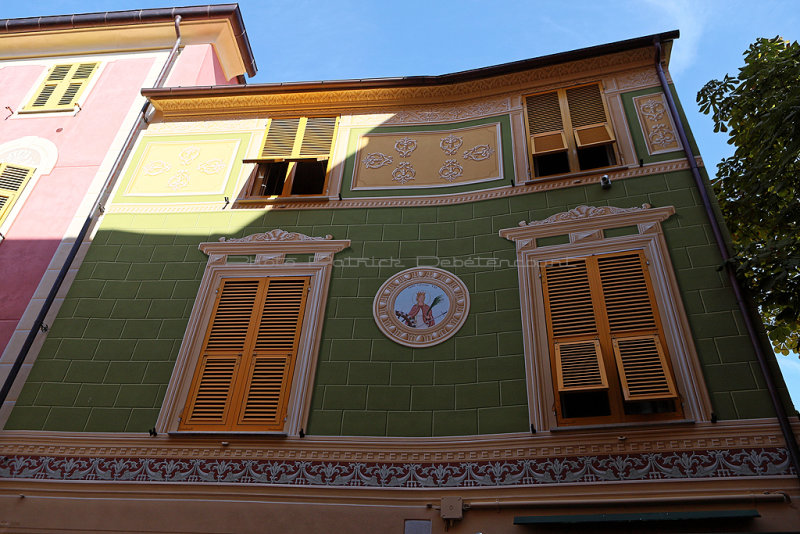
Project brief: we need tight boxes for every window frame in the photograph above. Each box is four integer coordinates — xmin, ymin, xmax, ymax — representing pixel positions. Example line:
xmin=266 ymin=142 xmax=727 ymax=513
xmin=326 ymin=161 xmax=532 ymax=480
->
xmin=523 ymin=82 xmax=619 ymax=179
xmin=157 ymin=229 xmax=350 ymax=436
xmin=499 ymin=204 xmax=712 ymax=431
xmin=20 ymin=62 xmax=100 ymax=114
xmin=244 ymin=116 xmax=339 ymax=200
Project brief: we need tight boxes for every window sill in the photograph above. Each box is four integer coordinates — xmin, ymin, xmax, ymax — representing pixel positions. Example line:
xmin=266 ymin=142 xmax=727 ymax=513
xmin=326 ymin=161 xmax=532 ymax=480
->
xmin=523 ymin=164 xmax=630 ymax=185
xmin=168 ymin=431 xmax=288 ymax=438
xmin=550 ymin=418 xmax=694 ymax=433
xmin=243 ymin=157 xmax=328 ymax=163
xmin=237 ymin=195 xmax=330 ymax=205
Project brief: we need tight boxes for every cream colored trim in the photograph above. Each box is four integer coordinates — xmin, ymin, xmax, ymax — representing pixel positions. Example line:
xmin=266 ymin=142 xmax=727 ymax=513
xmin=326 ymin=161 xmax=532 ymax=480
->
xmin=500 ymin=204 xmax=712 ymax=431
xmin=105 ymin=159 xmax=699 ymax=214
xmin=157 ymin=230 xmax=350 ymax=437
xmin=0 ymin=419 xmax=792 ymax=459
xmin=0 ymin=20 xmax=247 ymax=80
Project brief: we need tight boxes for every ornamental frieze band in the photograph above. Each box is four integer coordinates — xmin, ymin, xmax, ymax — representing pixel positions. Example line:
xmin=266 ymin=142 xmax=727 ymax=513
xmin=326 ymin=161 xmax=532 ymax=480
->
xmin=0 ymin=448 xmax=792 ymax=487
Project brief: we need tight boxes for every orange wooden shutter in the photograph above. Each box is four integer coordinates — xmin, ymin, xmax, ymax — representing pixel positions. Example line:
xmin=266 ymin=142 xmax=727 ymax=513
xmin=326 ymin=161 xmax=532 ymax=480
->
xmin=261 ymin=118 xmax=301 ymax=158
xmin=237 ymin=278 xmax=309 ymax=429
xmin=555 ymin=340 xmax=608 ymax=392
xmin=597 ymin=253 xmax=656 ymax=333
xmin=181 ymin=277 xmax=309 ymax=431
xmin=597 ymin=252 xmax=678 ymax=401
xmin=181 ymin=279 xmax=259 ymax=430
xmin=526 ymin=91 xmax=568 ymax=154
xmin=612 ymin=335 xmax=677 ymax=401
xmin=542 ymin=260 xmax=607 ymax=392
xmin=298 ymin=117 xmax=336 ymax=157
xmin=565 ymin=83 xmax=615 ymax=148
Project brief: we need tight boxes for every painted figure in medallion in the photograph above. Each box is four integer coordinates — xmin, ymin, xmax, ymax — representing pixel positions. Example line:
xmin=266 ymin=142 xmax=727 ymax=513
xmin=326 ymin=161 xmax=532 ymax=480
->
xmin=395 ymin=286 xmax=448 ymax=328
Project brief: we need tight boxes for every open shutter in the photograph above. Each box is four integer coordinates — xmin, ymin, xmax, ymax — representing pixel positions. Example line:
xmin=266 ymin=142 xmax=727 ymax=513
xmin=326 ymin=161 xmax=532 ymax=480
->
xmin=597 ymin=252 xmax=678 ymax=401
xmin=24 ymin=63 xmax=98 ymax=112
xmin=566 ymin=84 xmax=615 ymax=148
xmin=555 ymin=340 xmax=608 ymax=392
xmin=613 ymin=335 xmax=677 ymax=400
xmin=181 ymin=279 xmax=260 ymax=429
xmin=298 ymin=117 xmax=337 ymax=157
xmin=261 ymin=118 xmax=301 ymax=158
xmin=526 ymin=91 xmax=568 ymax=154
xmin=238 ymin=277 xmax=309 ymax=429
xmin=0 ymin=164 xmax=35 ymax=225
xmin=542 ymin=260 xmax=607 ymax=392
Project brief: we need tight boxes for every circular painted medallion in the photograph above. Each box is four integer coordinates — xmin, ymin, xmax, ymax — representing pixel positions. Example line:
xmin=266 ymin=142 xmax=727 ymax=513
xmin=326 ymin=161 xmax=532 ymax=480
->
xmin=373 ymin=267 xmax=470 ymax=347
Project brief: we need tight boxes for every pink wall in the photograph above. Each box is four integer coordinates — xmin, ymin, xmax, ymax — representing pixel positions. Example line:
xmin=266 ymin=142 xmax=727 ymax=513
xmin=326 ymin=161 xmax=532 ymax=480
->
xmin=166 ymin=44 xmax=236 ymax=86
xmin=0 ymin=56 xmax=155 ymax=352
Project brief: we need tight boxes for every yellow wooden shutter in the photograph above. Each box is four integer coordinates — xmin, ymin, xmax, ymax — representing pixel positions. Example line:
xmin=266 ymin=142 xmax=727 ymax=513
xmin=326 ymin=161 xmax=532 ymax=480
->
xmin=261 ymin=118 xmax=301 ymax=158
xmin=542 ymin=260 xmax=607 ymax=392
xmin=238 ymin=277 xmax=309 ymax=429
xmin=0 ymin=164 xmax=35 ymax=226
xmin=181 ymin=279 xmax=260 ymax=430
xmin=565 ymin=83 xmax=615 ymax=148
xmin=298 ymin=117 xmax=337 ymax=157
xmin=597 ymin=252 xmax=678 ymax=401
xmin=24 ymin=63 xmax=98 ymax=112
xmin=526 ymin=91 xmax=568 ymax=154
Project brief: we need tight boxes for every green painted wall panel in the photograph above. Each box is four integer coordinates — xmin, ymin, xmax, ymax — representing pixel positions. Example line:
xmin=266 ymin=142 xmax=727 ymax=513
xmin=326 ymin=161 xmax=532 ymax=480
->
xmin=6 ymin=170 xmax=781 ymax=434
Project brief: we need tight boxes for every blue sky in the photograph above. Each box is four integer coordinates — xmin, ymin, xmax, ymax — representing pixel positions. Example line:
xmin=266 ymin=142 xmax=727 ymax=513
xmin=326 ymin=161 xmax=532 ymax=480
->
xmin=6 ymin=0 xmax=800 ymax=408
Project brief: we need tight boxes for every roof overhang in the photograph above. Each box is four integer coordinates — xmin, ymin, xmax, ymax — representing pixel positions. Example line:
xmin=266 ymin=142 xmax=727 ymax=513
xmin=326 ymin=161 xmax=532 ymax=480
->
xmin=142 ymin=30 xmax=677 ymax=118
xmin=0 ymin=4 xmax=256 ymax=79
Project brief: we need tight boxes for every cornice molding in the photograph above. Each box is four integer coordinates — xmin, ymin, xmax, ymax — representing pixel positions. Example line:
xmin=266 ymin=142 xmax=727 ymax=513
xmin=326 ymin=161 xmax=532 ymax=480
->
xmin=0 ymin=420 xmax=793 ymax=461
xmin=150 ymin=48 xmax=654 ymax=117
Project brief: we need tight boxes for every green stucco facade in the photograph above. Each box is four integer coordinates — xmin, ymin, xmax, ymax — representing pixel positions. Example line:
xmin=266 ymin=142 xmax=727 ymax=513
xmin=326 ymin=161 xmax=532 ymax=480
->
xmin=6 ymin=168 xmax=776 ymax=434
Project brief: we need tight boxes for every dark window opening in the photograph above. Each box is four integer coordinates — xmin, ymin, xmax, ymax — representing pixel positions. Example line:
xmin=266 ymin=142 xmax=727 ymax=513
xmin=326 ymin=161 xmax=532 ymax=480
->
xmin=624 ymin=398 xmax=676 ymax=415
xmin=251 ymin=161 xmax=289 ymax=196
xmin=560 ymin=391 xmax=611 ymax=419
xmin=577 ymin=144 xmax=615 ymax=171
xmin=290 ymin=160 xmax=327 ymax=195
xmin=534 ymin=151 xmax=570 ymax=177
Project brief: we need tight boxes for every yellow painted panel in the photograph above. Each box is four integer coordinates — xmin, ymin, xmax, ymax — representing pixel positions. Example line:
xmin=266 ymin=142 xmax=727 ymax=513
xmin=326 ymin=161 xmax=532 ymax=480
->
xmin=352 ymin=123 xmax=502 ymax=190
xmin=124 ymin=139 xmax=240 ymax=197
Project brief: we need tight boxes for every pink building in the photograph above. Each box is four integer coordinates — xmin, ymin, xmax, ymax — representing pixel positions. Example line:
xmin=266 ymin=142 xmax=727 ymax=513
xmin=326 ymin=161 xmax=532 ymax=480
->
xmin=0 ymin=6 xmax=256 ymax=420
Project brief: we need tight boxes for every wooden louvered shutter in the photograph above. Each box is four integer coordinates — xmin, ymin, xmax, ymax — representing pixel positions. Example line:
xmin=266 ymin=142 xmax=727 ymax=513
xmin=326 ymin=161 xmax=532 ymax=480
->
xmin=261 ymin=118 xmax=301 ymax=158
xmin=24 ymin=63 xmax=98 ymax=112
xmin=298 ymin=117 xmax=337 ymax=158
xmin=597 ymin=252 xmax=677 ymax=401
xmin=565 ymin=83 xmax=615 ymax=148
xmin=181 ymin=277 xmax=309 ymax=431
xmin=181 ymin=279 xmax=260 ymax=430
xmin=0 ymin=164 xmax=35 ymax=225
xmin=542 ymin=260 xmax=608 ymax=393
xmin=237 ymin=277 xmax=309 ymax=429
xmin=526 ymin=91 xmax=568 ymax=154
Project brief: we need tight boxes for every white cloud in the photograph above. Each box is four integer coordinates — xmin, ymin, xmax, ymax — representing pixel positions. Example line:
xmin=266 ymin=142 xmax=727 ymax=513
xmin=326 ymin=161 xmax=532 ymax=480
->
xmin=642 ymin=0 xmax=711 ymax=74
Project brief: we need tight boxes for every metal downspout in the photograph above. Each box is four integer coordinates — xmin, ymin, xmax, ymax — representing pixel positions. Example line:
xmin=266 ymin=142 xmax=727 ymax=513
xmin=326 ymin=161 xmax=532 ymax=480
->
xmin=0 ymin=16 xmax=183 ymax=408
xmin=653 ymin=38 xmax=800 ymax=480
